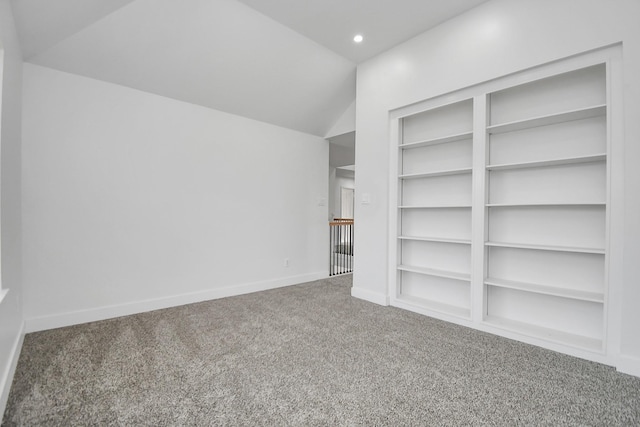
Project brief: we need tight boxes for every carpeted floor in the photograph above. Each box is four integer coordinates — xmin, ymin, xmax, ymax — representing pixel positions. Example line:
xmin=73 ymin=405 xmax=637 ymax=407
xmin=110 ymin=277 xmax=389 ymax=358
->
xmin=3 ymin=275 xmax=640 ymax=426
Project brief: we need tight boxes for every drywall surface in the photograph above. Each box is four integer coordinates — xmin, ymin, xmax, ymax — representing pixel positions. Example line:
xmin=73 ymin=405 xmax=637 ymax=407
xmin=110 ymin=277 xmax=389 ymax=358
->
xmin=22 ymin=63 xmax=329 ymax=328
xmin=325 ymin=101 xmax=356 ymax=139
xmin=0 ymin=1 xmax=24 ymax=415
xmin=353 ymin=0 xmax=640 ymax=370
xmin=26 ymin=0 xmax=356 ymax=137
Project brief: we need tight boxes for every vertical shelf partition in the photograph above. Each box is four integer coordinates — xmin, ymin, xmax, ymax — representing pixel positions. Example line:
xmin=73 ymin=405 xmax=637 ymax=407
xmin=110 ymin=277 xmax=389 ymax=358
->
xmin=391 ymin=59 xmax=612 ymax=357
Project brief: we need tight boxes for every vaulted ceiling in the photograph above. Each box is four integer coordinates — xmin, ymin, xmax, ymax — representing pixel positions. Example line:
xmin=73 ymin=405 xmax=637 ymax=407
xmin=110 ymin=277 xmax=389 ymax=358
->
xmin=10 ymin=0 xmax=488 ymax=136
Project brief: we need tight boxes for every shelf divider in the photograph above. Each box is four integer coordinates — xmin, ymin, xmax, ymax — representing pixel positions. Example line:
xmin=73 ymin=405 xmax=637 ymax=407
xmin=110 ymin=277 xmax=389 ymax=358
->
xmin=487 ymin=104 xmax=606 ymax=135
xmin=399 ymin=167 xmax=472 ymax=179
xmin=398 ymin=235 xmax=471 ymax=245
xmin=485 ymin=277 xmax=604 ymax=303
xmin=486 ymin=153 xmax=606 ymax=171
xmin=399 ymin=204 xmax=472 ymax=209
xmin=400 ymin=131 xmax=473 ymax=149
xmin=398 ymin=264 xmax=470 ymax=281
xmin=486 ymin=202 xmax=605 ymax=207
xmin=485 ymin=241 xmax=605 ymax=254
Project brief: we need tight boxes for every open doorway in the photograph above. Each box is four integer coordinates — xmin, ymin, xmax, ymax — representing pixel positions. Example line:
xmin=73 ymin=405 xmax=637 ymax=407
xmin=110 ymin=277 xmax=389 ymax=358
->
xmin=328 ymin=131 xmax=355 ymax=221
xmin=340 ymin=187 xmax=354 ymax=219
xmin=328 ymin=132 xmax=355 ymax=275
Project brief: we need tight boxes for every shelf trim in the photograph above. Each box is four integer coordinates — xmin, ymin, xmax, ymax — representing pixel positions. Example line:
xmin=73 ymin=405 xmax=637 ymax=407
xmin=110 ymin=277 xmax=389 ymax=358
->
xmin=398 ymin=235 xmax=472 ymax=245
xmin=484 ymin=315 xmax=603 ymax=352
xmin=399 ymin=131 xmax=473 ymax=149
xmin=398 ymin=264 xmax=471 ymax=281
xmin=399 ymin=204 xmax=472 ymax=209
xmin=486 ymin=153 xmax=606 ymax=171
xmin=487 ymin=104 xmax=606 ymax=135
xmin=485 ymin=277 xmax=604 ymax=303
xmin=485 ymin=241 xmax=605 ymax=254
xmin=486 ymin=202 xmax=606 ymax=207
xmin=399 ymin=167 xmax=472 ymax=179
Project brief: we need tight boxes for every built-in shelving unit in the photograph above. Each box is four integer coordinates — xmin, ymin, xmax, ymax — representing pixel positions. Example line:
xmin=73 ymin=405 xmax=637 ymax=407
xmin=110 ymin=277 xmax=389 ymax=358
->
xmin=395 ymin=99 xmax=473 ymax=319
xmin=484 ymin=63 xmax=608 ymax=352
xmin=390 ymin=57 xmax=614 ymax=359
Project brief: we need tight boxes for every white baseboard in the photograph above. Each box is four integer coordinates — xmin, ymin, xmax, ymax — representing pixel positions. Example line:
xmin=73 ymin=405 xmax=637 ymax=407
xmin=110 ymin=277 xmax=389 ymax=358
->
xmin=0 ymin=321 xmax=25 ymax=418
xmin=617 ymin=354 xmax=640 ymax=378
xmin=351 ymin=286 xmax=389 ymax=306
xmin=25 ymin=271 xmax=327 ymax=333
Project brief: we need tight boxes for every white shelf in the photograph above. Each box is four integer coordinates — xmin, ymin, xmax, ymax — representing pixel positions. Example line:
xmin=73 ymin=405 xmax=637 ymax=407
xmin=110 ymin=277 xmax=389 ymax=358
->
xmin=484 ymin=315 xmax=603 ymax=352
xmin=399 ymin=167 xmax=472 ymax=179
xmin=393 ymin=63 xmax=610 ymax=361
xmin=486 ymin=153 xmax=606 ymax=171
xmin=486 ymin=202 xmax=605 ymax=208
xmin=485 ymin=277 xmax=604 ymax=303
xmin=399 ymin=204 xmax=471 ymax=209
xmin=398 ymin=235 xmax=471 ymax=245
xmin=400 ymin=131 xmax=473 ymax=149
xmin=485 ymin=241 xmax=605 ymax=254
xmin=487 ymin=104 xmax=606 ymax=135
xmin=395 ymin=294 xmax=470 ymax=319
xmin=398 ymin=264 xmax=470 ymax=282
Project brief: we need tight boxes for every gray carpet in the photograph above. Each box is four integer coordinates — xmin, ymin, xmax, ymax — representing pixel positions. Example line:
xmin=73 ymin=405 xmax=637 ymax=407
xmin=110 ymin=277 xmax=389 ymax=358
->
xmin=3 ymin=275 xmax=640 ymax=426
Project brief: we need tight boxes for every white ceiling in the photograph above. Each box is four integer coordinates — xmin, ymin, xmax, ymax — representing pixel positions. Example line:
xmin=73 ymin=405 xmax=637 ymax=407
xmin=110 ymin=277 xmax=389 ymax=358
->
xmin=10 ymin=0 xmax=488 ymax=136
xmin=236 ymin=0 xmax=489 ymax=63
xmin=11 ymin=0 xmax=136 ymax=59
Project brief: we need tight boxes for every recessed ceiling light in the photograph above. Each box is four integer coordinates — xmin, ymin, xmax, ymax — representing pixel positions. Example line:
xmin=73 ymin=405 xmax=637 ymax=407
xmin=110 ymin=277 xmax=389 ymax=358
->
xmin=353 ymin=34 xmax=364 ymax=43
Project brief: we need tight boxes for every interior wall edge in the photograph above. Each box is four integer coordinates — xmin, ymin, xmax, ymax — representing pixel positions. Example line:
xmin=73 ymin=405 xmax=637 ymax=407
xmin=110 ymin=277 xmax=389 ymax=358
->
xmin=351 ymin=286 xmax=390 ymax=306
xmin=616 ymin=355 xmax=640 ymax=378
xmin=0 ymin=321 xmax=25 ymax=418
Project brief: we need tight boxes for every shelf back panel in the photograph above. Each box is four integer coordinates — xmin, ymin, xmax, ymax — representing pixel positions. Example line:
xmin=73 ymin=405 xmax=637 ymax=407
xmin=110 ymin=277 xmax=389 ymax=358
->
xmin=401 ymin=208 xmax=471 ymax=240
xmin=487 ymin=247 xmax=605 ymax=294
xmin=488 ymin=161 xmax=606 ymax=205
xmin=402 ymin=138 xmax=472 ymax=175
xmin=401 ymin=240 xmax=471 ymax=274
xmin=401 ymin=174 xmax=472 ymax=206
xmin=490 ymin=64 xmax=606 ymax=126
xmin=401 ymin=271 xmax=470 ymax=309
xmin=487 ymin=286 xmax=603 ymax=341
xmin=487 ymin=205 xmax=606 ymax=249
xmin=488 ymin=116 xmax=606 ymax=166
xmin=402 ymin=99 xmax=473 ymax=144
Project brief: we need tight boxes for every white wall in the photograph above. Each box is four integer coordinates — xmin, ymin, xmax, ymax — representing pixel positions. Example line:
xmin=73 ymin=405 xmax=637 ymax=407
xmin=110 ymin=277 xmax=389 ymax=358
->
xmin=325 ymin=101 xmax=356 ymax=139
xmin=353 ymin=0 xmax=640 ymax=374
xmin=22 ymin=63 xmax=329 ymax=331
xmin=0 ymin=1 xmax=23 ymax=414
